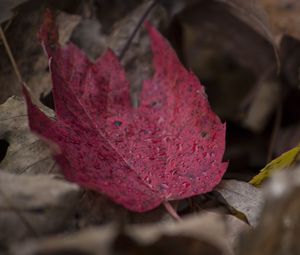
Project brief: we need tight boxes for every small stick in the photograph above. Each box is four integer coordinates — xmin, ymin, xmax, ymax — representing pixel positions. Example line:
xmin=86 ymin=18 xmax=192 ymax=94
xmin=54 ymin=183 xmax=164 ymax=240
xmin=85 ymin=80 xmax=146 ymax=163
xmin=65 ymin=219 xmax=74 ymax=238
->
xmin=119 ymin=0 xmax=158 ymax=60
xmin=163 ymin=201 xmax=181 ymax=221
xmin=0 ymin=25 xmax=22 ymax=82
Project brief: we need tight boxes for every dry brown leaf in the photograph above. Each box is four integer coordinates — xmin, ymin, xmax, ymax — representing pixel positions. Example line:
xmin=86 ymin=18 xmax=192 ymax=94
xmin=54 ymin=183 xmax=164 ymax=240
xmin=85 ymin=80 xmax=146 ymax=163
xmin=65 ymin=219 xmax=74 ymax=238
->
xmin=262 ymin=0 xmax=300 ymax=43
xmin=180 ymin=0 xmax=278 ymax=77
xmin=0 ymin=7 xmax=81 ymax=104
xmin=0 ymin=3 xmax=41 ymax=103
xmin=0 ymin=171 xmax=80 ymax=244
xmin=241 ymin=78 xmax=280 ymax=132
xmin=216 ymin=180 xmax=264 ymax=226
xmin=0 ymin=0 xmax=29 ymax=23
xmin=215 ymin=0 xmax=276 ymax=48
xmin=238 ymin=166 xmax=300 ymax=255
xmin=70 ymin=18 xmax=107 ymax=60
xmin=11 ymin=212 xmax=249 ymax=255
xmin=0 ymin=96 xmax=59 ymax=175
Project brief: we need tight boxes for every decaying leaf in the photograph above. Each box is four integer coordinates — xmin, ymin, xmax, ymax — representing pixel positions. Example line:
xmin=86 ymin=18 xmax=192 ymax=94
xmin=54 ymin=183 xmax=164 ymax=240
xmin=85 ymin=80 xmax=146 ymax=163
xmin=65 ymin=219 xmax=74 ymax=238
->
xmin=56 ymin=12 xmax=81 ymax=46
xmin=70 ymin=17 xmax=106 ymax=60
xmin=262 ymin=0 xmax=300 ymax=43
xmin=0 ymin=0 xmax=29 ymax=23
xmin=239 ymin=166 xmax=300 ymax=255
xmin=11 ymin=212 xmax=249 ymax=255
xmin=241 ymin=78 xmax=280 ymax=132
xmin=0 ymin=96 xmax=59 ymax=175
xmin=216 ymin=180 xmax=264 ymax=226
xmin=24 ymin=10 xmax=227 ymax=212
xmin=180 ymin=0 xmax=278 ymax=78
xmin=0 ymin=3 xmax=42 ymax=104
xmin=0 ymin=171 xmax=80 ymax=244
xmin=250 ymin=144 xmax=300 ymax=187
xmin=214 ymin=0 xmax=276 ymax=49
xmin=0 ymin=7 xmax=81 ymax=104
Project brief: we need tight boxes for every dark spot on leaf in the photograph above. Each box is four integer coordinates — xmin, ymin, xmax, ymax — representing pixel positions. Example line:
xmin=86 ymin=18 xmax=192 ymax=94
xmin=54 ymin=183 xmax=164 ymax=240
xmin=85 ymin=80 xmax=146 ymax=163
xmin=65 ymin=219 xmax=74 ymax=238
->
xmin=114 ymin=121 xmax=122 ymax=127
xmin=151 ymin=101 xmax=157 ymax=107
xmin=201 ymin=131 xmax=208 ymax=138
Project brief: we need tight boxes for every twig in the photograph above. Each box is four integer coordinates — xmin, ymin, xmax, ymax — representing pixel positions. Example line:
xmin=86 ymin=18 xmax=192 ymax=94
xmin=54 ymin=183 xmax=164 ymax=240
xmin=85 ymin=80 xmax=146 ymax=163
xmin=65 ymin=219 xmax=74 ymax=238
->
xmin=0 ymin=25 xmax=22 ymax=82
xmin=163 ymin=201 xmax=181 ymax=221
xmin=119 ymin=0 xmax=158 ymax=60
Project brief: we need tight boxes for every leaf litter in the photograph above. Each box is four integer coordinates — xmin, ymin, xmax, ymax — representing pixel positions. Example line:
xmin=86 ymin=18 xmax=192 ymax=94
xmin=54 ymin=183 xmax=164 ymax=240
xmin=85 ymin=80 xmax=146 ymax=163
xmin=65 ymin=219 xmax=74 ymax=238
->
xmin=2 ymin=1 xmax=300 ymax=254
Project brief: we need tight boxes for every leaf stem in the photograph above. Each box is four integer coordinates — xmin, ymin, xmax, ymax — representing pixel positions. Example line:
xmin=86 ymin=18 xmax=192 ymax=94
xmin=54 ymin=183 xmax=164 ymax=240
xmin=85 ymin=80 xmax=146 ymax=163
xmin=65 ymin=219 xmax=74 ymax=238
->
xmin=163 ymin=201 xmax=181 ymax=221
xmin=119 ymin=0 xmax=158 ymax=60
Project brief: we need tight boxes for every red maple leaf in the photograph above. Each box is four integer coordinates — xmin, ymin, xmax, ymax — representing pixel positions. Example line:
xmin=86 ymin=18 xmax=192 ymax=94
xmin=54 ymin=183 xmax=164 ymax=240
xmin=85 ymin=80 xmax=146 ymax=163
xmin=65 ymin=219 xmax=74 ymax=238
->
xmin=24 ymin=10 xmax=228 ymax=212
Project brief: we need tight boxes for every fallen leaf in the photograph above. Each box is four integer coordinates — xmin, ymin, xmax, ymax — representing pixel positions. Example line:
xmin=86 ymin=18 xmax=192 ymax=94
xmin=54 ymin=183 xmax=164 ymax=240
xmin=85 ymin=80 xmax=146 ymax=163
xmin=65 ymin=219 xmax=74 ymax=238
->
xmin=11 ymin=212 xmax=249 ymax=255
xmin=212 ymin=0 xmax=280 ymax=66
xmin=241 ymin=78 xmax=280 ymax=132
xmin=56 ymin=12 xmax=81 ymax=46
xmin=0 ymin=171 xmax=80 ymax=244
xmin=0 ymin=96 xmax=59 ymax=175
xmin=128 ymin=212 xmax=248 ymax=254
xmin=215 ymin=0 xmax=276 ymax=48
xmin=70 ymin=18 xmax=106 ymax=60
xmin=250 ymin=145 xmax=300 ymax=187
xmin=216 ymin=180 xmax=264 ymax=226
xmin=24 ymin=10 xmax=227 ymax=212
xmin=0 ymin=3 xmax=43 ymax=104
xmin=238 ymin=166 xmax=300 ymax=255
xmin=180 ymin=0 xmax=278 ymax=78
xmin=262 ymin=0 xmax=300 ymax=43
xmin=0 ymin=0 xmax=29 ymax=23
xmin=0 ymin=7 xmax=81 ymax=104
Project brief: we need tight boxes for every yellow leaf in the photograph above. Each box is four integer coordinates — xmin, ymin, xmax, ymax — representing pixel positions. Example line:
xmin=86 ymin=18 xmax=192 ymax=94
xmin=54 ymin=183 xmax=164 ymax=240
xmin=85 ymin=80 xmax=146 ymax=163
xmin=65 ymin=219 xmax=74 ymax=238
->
xmin=250 ymin=145 xmax=300 ymax=187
